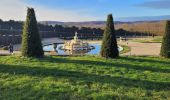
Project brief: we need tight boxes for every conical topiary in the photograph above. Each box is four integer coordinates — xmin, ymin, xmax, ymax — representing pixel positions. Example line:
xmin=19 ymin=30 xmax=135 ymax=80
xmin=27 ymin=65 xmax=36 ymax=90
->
xmin=21 ymin=8 xmax=44 ymax=57
xmin=160 ymin=21 xmax=170 ymax=58
xmin=100 ymin=14 xmax=119 ymax=58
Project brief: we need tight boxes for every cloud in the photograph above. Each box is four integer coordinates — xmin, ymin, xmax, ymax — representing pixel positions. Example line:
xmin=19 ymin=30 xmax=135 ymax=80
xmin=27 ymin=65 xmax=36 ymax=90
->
xmin=137 ymin=0 xmax=170 ymax=9
xmin=0 ymin=0 xmax=27 ymax=21
xmin=0 ymin=0 xmax=98 ymax=21
xmin=34 ymin=7 xmax=97 ymax=22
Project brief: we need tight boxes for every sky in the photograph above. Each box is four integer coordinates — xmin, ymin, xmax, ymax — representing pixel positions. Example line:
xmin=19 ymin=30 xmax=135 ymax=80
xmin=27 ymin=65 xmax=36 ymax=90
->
xmin=0 ymin=0 xmax=170 ymax=22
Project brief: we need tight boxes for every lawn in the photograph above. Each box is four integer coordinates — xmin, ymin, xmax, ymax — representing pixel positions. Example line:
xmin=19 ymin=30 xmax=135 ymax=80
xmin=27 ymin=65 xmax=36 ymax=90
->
xmin=130 ymin=36 xmax=163 ymax=43
xmin=120 ymin=45 xmax=131 ymax=54
xmin=0 ymin=55 xmax=169 ymax=100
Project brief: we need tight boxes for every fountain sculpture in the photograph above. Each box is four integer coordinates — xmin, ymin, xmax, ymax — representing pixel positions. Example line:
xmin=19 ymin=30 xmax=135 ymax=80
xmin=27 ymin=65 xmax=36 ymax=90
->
xmin=63 ymin=32 xmax=94 ymax=52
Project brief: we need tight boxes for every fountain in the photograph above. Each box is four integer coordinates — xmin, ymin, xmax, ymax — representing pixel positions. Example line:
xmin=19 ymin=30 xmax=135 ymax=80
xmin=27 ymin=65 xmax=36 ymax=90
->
xmin=62 ymin=32 xmax=94 ymax=51
xmin=43 ymin=32 xmax=123 ymax=55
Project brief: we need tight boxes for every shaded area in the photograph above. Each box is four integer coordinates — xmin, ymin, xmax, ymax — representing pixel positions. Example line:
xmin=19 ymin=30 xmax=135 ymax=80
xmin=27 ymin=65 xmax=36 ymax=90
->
xmin=119 ymin=56 xmax=170 ymax=64
xmin=0 ymin=56 xmax=170 ymax=99
xmin=0 ymin=61 xmax=169 ymax=91
xmin=41 ymin=56 xmax=170 ymax=73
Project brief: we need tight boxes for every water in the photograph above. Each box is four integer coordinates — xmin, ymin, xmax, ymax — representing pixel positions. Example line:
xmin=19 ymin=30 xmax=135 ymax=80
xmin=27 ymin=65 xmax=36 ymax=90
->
xmin=43 ymin=43 xmax=123 ymax=55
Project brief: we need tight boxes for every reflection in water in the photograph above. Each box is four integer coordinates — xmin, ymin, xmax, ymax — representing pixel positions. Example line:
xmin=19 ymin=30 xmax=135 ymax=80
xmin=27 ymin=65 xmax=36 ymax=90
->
xmin=63 ymin=49 xmax=91 ymax=55
xmin=43 ymin=44 xmax=123 ymax=55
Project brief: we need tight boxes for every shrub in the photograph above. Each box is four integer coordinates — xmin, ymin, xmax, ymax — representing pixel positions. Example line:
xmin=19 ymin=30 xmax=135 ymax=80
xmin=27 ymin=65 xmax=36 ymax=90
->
xmin=160 ymin=21 xmax=170 ymax=58
xmin=21 ymin=8 xmax=44 ymax=57
xmin=100 ymin=14 xmax=119 ymax=58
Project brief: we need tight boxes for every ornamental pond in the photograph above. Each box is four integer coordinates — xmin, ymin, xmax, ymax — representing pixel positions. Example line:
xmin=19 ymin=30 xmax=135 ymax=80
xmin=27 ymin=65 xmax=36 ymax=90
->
xmin=43 ymin=43 xmax=123 ymax=55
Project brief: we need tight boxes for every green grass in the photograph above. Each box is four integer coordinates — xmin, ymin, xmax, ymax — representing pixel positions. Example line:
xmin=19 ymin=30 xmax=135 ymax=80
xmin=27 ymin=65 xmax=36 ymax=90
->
xmin=131 ymin=37 xmax=163 ymax=43
xmin=0 ymin=46 xmax=8 ymax=50
xmin=0 ymin=55 xmax=170 ymax=100
xmin=152 ymin=37 xmax=163 ymax=43
xmin=120 ymin=45 xmax=131 ymax=54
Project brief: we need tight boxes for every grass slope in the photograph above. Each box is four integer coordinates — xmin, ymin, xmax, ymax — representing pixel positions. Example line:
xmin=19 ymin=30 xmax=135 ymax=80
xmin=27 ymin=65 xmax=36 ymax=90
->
xmin=0 ymin=56 xmax=170 ymax=100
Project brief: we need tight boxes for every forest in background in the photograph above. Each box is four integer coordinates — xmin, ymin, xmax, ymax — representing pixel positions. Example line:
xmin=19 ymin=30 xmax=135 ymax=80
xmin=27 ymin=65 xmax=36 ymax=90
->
xmin=0 ymin=19 xmax=165 ymax=37
xmin=40 ymin=20 xmax=166 ymax=36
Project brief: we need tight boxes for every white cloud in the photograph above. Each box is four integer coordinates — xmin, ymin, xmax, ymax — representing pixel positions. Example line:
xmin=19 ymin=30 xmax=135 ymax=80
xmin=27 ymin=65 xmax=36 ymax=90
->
xmin=0 ymin=0 xmax=98 ymax=21
xmin=34 ymin=7 xmax=98 ymax=22
xmin=0 ymin=0 xmax=27 ymax=21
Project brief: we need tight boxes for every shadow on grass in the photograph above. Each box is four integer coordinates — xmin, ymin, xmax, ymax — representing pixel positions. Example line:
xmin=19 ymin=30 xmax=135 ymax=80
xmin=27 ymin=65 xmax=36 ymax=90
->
xmin=40 ymin=56 xmax=170 ymax=73
xmin=0 ymin=64 xmax=169 ymax=91
xmin=118 ymin=56 xmax=170 ymax=65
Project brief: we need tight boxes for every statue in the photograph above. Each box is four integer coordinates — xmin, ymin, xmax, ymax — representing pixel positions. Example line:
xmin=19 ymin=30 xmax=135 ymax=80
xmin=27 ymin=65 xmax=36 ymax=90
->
xmin=63 ymin=32 xmax=94 ymax=52
xmin=74 ymin=32 xmax=78 ymax=41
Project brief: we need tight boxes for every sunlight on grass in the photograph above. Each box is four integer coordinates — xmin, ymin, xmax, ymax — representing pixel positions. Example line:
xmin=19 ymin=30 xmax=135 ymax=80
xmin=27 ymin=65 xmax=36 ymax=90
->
xmin=0 ymin=55 xmax=169 ymax=99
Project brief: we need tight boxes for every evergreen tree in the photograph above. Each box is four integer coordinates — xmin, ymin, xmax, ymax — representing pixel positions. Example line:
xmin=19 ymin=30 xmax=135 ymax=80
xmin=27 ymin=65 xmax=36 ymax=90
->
xmin=100 ymin=14 xmax=119 ymax=58
xmin=21 ymin=8 xmax=44 ymax=57
xmin=160 ymin=21 xmax=170 ymax=58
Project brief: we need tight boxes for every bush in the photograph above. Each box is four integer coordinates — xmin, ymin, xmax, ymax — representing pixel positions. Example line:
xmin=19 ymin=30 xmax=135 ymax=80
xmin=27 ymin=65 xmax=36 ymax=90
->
xmin=160 ymin=21 xmax=170 ymax=58
xmin=21 ymin=8 xmax=44 ymax=58
xmin=100 ymin=14 xmax=119 ymax=58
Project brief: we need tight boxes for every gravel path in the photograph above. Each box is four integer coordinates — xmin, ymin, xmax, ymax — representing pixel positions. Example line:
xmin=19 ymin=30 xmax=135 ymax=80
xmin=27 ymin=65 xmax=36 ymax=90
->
xmin=0 ymin=50 xmax=20 ymax=56
xmin=119 ymin=41 xmax=161 ymax=56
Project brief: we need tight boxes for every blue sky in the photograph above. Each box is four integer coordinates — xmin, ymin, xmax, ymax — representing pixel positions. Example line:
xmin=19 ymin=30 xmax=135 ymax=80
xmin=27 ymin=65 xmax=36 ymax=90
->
xmin=0 ymin=0 xmax=170 ymax=21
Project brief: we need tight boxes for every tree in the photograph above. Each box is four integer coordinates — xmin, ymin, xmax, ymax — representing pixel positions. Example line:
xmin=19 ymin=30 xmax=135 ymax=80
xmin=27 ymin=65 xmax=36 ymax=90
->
xmin=100 ymin=14 xmax=119 ymax=58
xmin=0 ymin=19 xmax=3 ymax=23
xmin=160 ymin=20 xmax=170 ymax=58
xmin=21 ymin=8 xmax=44 ymax=57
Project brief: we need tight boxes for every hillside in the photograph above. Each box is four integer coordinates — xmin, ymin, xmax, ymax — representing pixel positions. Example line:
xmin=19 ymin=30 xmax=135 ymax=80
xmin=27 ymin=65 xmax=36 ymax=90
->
xmin=40 ymin=20 xmax=166 ymax=36
xmin=116 ymin=21 xmax=166 ymax=36
xmin=0 ymin=56 xmax=169 ymax=99
xmin=39 ymin=21 xmax=132 ymax=28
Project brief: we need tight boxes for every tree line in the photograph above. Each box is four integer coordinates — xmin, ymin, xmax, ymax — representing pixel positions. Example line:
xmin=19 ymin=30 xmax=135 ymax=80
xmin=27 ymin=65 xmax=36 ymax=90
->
xmin=0 ymin=19 xmax=152 ymax=39
xmin=0 ymin=19 xmax=104 ymax=38
xmin=116 ymin=21 xmax=165 ymax=36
